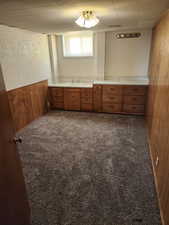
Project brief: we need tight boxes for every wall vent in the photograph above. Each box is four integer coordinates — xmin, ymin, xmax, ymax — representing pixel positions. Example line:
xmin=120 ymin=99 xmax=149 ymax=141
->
xmin=116 ymin=32 xmax=141 ymax=39
xmin=108 ymin=25 xmax=122 ymax=28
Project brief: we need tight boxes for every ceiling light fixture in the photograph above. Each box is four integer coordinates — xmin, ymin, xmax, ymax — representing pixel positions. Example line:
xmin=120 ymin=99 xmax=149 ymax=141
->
xmin=75 ymin=11 xmax=99 ymax=28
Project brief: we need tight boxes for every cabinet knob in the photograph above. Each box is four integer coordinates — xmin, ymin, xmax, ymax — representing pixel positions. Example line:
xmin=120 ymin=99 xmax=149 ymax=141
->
xmin=13 ymin=137 xmax=22 ymax=144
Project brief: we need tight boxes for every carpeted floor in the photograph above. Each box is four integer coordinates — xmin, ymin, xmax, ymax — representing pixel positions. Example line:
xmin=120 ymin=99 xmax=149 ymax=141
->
xmin=17 ymin=111 xmax=161 ymax=225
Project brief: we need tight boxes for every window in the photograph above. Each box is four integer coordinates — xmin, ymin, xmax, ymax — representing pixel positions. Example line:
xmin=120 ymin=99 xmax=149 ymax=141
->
xmin=62 ymin=32 xmax=93 ymax=57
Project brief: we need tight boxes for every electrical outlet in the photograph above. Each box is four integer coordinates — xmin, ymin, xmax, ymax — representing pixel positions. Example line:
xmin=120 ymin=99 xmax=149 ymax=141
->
xmin=155 ymin=156 xmax=159 ymax=167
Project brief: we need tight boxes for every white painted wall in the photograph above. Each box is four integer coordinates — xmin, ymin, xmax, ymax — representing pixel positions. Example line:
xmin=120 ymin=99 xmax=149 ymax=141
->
xmin=56 ymin=32 xmax=105 ymax=82
xmin=105 ymin=29 xmax=152 ymax=79
xmin=0 ymin=25 xmax=51 ymax=91
xmin=48 ymin=34 xmax=59 ymax=83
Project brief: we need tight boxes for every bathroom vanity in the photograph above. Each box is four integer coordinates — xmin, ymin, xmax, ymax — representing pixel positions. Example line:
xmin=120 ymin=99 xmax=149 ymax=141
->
xmin=48 ymin=81 xmax=148 ymax=115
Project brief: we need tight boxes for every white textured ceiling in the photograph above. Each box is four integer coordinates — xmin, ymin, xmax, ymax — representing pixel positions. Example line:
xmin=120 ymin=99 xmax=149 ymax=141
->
xmin=0 ymin=0 xmax=169 ymax=33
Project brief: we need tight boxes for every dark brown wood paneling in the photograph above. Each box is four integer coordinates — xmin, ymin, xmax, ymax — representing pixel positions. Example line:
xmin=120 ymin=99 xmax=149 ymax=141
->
xmin=147 ymin=10 xmax=169 ymax=225
xmin=30 ymin=81 xmax=48 ymax=120
xmin=8 ymin=80 xmax=48 ymax=132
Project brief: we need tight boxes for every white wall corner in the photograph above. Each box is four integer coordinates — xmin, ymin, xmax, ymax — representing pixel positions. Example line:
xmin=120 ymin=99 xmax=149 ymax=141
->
xmin=94 ymin=32 xmax=105 ymax=81
xmin=48 ymin=34 xmax=59 ymax=83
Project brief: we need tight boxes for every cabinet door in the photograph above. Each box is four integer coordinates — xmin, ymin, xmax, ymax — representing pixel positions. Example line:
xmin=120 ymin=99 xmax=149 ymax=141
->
xmin=0 ymin=69 xmax=30 ymax=225
xmin=49 ymin=87 xmax=64 ymax=109
xmin=93 ymin=85 xmax=102 ymax=112
xmin=64 ymin=88 xmax=81 ymax=111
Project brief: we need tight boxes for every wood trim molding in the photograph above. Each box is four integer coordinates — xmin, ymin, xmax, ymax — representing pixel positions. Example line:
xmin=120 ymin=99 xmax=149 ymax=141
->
xmin=7 ymin=80 xmax=48 ymax=93
xmin=8 ymin=80 xmax=48 ymax=132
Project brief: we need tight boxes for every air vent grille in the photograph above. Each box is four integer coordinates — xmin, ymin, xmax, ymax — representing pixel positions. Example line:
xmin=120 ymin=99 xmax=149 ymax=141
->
xmin=116 ymin=32 xmax=141 ymax=39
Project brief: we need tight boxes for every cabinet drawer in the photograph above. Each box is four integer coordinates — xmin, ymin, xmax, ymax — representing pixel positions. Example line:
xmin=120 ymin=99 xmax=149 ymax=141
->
xmin=102 ymin=103 xmax=122 ymax=113
xmin=52 ymin=96 xmax=64 ymax=103
xmin=51 ymin=102 xmax=64 ymax=109
xmin=69 ymin=93 xmax=80 ymax=100
xmin=123 ymin=104 xmax=145 ymax=113
xmin=103 ymin=85 xmax=123 ymax=95
xmin=65 ymin=97 xmax=80 ymax=106
xmin=103 ymin=95 xmax=122 ymax=104
xmin=81 ymin=88 xmax=93 ymax=98
xmin=124 ymin=96 xmax=146 ymax=105
xmin=50 ymin=87 xmax=64 ymax=97
xmin=81 ymin=103 xmax=93 ymax=112
xmin=81 ymin=96 xmax=92 ymax=104
xmin=123 ymin=86 xmax=147 ymax=96
xmin=64 ymin=88 xmax=81 ymax=93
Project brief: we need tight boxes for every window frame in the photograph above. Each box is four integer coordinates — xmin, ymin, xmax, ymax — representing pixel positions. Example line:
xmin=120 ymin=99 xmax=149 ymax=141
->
xmin=62 ymin=32 xmax=94 ymax=58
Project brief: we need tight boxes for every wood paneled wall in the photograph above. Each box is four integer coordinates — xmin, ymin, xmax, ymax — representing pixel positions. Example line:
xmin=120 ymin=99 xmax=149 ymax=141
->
xmin=8 ymin=80 xmax=48 ymax=132
xmin=147 ymin=10 xmax=169 ymax=225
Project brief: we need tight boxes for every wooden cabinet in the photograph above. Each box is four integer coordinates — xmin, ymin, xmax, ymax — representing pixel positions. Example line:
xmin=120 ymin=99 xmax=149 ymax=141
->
xmin=123 ymin=85 xmax=147 ymax=114
xmin=102 ymin=85 xmax=123 ymax=113
xmin=123 ymin=85 xmax=147 ymax=96
xmin=64 ymin=88 xmax=81 ymax=111
xmin=48 ymin=84 xmax=148 ymax=115
xmin=49 ymin=87 xmax=64 ymax=109
xmin=81 ymin=88 xmax=93 ymax=111
xmin=93 ymin=85 xmax=102 ymax=112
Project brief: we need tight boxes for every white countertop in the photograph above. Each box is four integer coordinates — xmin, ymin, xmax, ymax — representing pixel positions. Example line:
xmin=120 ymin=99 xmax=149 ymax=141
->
xmin=49 ymin=82 xmax=93 ymax=88
xmin=49 ymin=78 xmax=149 ymax=88
xmin=94 ymin=80 xmax=149 ymax=85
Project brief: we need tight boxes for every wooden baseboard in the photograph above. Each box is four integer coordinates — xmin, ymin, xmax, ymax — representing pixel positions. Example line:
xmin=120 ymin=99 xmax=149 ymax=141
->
xmin=8 ymin=80 xmax=48 ymax=132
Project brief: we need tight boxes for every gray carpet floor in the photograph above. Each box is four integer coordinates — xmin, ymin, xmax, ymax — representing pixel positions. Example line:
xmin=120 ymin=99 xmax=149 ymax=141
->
xmin=17 ymin=111 xmax=161 ymax=225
